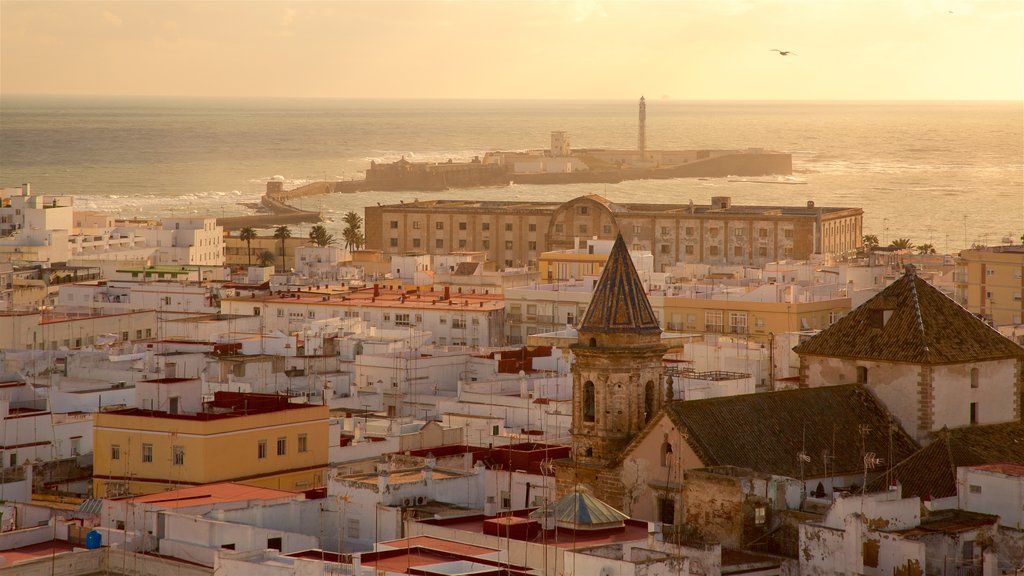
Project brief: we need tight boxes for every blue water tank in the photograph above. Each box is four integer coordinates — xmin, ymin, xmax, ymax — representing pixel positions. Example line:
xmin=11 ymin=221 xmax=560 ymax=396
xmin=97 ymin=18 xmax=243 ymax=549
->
xmin=85 ymin=530 xmax=102 ymax=549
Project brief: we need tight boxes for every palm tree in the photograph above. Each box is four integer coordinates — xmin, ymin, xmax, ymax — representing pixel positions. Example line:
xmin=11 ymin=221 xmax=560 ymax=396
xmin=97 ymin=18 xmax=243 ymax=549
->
xmin=862 ymin=235 xmax=879 ymax=251
xmin=888 ymin=238 xmax=915 ymax=250
xmin=917 ymin=243 xmax=936 ymax=255
xmin=239 ymin=227 xmax=257 ymax=266
xmin=341 ymin=211 xmax=364 ymax=250
xmin=308 ymin=225 xmax=336 ymax=247
xmin=256 ymin=250 xmax=275 ymax=267
xmin=272 ymin=226 xmax=291 ymax=272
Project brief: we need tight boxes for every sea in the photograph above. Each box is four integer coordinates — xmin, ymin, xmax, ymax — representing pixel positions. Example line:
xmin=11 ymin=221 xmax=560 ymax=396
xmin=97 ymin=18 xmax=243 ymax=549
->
xmin=1 ymin=96 xmax=1021 ymax=253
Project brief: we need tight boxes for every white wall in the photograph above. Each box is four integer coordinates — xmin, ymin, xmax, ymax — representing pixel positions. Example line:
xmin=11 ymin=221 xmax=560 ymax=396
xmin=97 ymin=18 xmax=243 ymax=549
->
xmin=958 ymin=466 xmax=1024 ymax=529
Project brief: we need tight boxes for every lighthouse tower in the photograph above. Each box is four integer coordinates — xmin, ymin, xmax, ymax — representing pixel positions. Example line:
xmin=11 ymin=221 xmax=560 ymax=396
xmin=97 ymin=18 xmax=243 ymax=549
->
xmin=637 ymin=96 xmax=647 ymax=156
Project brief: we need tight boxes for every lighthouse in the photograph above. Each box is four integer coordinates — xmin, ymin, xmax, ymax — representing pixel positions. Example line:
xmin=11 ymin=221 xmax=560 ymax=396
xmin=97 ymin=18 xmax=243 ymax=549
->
xmin=637 ymin=96 xmax=646 ymax=156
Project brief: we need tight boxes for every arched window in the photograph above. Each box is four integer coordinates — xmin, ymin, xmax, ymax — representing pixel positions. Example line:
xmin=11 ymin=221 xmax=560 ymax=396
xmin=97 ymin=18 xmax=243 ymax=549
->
xmin=583 ymin=381 xmax=595 ymax=422
xmin=644 ymin=380 xmax=655 ymax=423
xmin=585 ymin=447 xmax=593 ymax=457
xmin=971 ymin=368 xmax=979 ymax=389
xmin=589 ymin=337 xmax=597 ymax=348
xmin=661 ymin=442 xmax=673 ymax=467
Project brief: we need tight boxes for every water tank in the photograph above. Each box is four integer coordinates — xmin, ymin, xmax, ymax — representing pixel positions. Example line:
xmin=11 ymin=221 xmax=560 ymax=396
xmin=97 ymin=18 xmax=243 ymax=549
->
xmin=85 ymin=530 xmax=102 ymax=549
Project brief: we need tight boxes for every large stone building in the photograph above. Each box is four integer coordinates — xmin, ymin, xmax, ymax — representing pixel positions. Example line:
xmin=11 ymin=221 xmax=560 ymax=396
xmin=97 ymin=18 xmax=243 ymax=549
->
xmin=954 ymin=244 xmax=1024 ymax=329
xmin=365 ymin=194 xmax=863 ymax=271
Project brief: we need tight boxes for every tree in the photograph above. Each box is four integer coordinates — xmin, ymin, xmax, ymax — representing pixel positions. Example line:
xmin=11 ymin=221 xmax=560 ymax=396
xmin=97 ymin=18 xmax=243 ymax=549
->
xmin=239 ymin=227 xmax=257 ymax=267
xmin=862 ymin=235 xmax=879 ymax=251
xmin=256 ymin=250 xmax=275 ymax=267
xmin=888 ymin=238 xmax=915 ymax=250
xmin=308 ymin=225 xmax=336 ymax=247
xmin=917 ymin=243 xmax=936 ymax=255
xmin=341 ymin=211 xmax=365 ymax=250
xmin=272 ymin=226 xmax=292 ymax=272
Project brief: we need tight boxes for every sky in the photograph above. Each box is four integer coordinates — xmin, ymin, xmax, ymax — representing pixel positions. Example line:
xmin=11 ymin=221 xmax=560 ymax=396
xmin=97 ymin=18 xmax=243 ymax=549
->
xmin=1 ymin=0 xmax=1022 ymax=100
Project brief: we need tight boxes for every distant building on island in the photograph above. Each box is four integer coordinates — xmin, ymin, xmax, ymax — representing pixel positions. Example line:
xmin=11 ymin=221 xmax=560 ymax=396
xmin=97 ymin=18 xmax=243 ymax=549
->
xmin=365 ymin=194 xmax=863 ymax=271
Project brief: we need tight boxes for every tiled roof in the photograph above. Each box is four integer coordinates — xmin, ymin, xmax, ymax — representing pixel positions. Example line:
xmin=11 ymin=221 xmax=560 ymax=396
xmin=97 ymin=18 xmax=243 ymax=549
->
xmin=793 ymin=266 xmax=1024 ymax=364
xmin=533 ymin=488 xmax=629 ymax=528
xmin=578 ymin=234 xmax=661 ymax=335
xmin=867 ymin=421 xmax=1024 ymax=499
xmin=664 ymin=385 xmax=918 ymax=479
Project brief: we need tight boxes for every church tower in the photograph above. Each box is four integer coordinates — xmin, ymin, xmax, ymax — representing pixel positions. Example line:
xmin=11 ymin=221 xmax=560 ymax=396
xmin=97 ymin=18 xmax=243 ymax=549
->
xmin=637 ymin=96 xmax=647 ymax=156
xmin=566 ymin=234 xmax=666 ymax=472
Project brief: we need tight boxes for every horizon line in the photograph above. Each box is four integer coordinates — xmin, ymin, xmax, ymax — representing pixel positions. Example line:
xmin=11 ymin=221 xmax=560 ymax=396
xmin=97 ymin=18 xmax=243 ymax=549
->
xmin=2 ymin=93 xmax=1021 ymax=104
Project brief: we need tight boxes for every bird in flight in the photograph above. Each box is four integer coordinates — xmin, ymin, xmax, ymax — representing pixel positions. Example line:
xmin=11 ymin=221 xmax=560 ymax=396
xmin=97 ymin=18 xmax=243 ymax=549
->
xmin=771 ymin=49 xmax=796 ymax=56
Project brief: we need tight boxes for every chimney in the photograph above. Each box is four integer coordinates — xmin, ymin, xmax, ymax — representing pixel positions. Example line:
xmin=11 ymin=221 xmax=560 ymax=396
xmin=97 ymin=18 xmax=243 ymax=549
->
xmin=373 ymin=284 xmax=380 ymax=298
xmin=443 ymin=286 xmax=450 ymax=300
xmin=21 ymin=183 xmax=31 ymax=196
xmin=378 ymin=470 xmax=390 ymax=494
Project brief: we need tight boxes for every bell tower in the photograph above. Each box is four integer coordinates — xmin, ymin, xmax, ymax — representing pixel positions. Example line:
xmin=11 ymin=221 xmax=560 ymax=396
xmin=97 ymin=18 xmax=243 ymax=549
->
xmin=568 ymin=234 xmax=666 ymax=468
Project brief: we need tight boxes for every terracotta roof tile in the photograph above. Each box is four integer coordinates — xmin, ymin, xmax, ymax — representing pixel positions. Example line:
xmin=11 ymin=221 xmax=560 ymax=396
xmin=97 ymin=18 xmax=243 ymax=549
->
xmin=794 ymin=267 xmax=1023 ymax=364
xmin=665 ymin=384 xmax=918 ymax=479
xmin=868 ymin=421 xmax=1024 ymax=499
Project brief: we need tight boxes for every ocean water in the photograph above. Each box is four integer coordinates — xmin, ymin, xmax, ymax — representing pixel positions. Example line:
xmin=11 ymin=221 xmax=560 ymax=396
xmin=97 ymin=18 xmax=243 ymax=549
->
xmin=1 ymin=96 xmax=1021 ymax=252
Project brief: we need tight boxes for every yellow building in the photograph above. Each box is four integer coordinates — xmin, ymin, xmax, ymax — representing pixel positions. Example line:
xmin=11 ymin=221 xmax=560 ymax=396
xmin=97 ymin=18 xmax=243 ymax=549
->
xmin=662 ymin=287 xmax=851 ymax=343
xmin=955 ymin=245 xmax=1024 ymax=327
xmin=93 ymin=391 xmax=328 ymax=497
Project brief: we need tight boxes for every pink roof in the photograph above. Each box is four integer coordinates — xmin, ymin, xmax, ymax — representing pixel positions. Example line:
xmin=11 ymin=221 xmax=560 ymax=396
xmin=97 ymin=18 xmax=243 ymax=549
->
xmin=969 ymin=463 xmax=1024 ymax=477
xmin=0 ymin=540 xmax=75 ymax=565
xmin=242 ymin=286 xmax=504 ymax=312
xmin=379 ymin=536 xmax=498 ymax=556
xmin=125 ymin=482 xmax=300 ymax=508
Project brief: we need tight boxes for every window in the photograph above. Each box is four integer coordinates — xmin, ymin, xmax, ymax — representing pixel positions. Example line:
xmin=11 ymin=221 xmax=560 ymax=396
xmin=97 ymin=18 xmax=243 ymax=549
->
xmin=709 ymin=246 xmax=720 ymax=256
xmin=578 ymin=206 xmax=588 ymax=215
xmin=661 ymin=442 xmax=673 ymax=467
xmin=857 ymin=366 xmax=868 ymax=384
xmin=528 ymin=241 xmax=537 ymax=250
xmin=111 ymin=444 xmax=121 ymax=460
xmin=829 ymin=311 xmax=843 ymax=325
xmin=501 ymin=490 xmax=511 ymax=509
xmin=412 ymin=221 xmax=421 ymax=229
xmin=603 ymin=225 xmax=612 ymax=234
xmin=505 ymin=223 xmax=513 ymax=232
xmin=969 ymin=485 xmax=982 ymax=494
xmin=579 ymin=224 xmax=588 ymax=234
xmin=734 ymin=228 xmax=744 ymax=237
xmin=505 ymin=240 xmax=513 ymax=249
xmin=435 ymin=221 xmax=444 ymax=230
xmin=482 ymin=240 xmax=490 ymax=249
xmin=658 ymin=498 xmax=675 ymax=525
xmin=395 ymin=313 xmax=411 ymax=326
xmin=347 ymin=518 xmax=360 ymax=539
xmin=458 ymin=239 xmax=467 ymax=249
xmin=706 ymin=311 xmax=724 ymax=333
xmin=390 ymin=221 xmax=399 ymax=229
xmin=390 ymin=238 xmax=398 ymax=247
xmin=529 ymin=223 xmax=536 ymax=232
xmin=755 ymin=506 xmax=767 ymax=526
xmin=759 ymin=228 xmax=769 ymax=238
xmin=142 ymin=443 xmax=153 ymax=463
xmin=685 ymin=227 xmax=694 ymax=237
xmin=277 ymin=437 xmax=287 ymax=456
xmin=633 ymin=225 xmax=642 ymax=234
xmin=685 ymin=245 xmax=694 ymax=255
xmin=970 ymin=402 xmax=978 ymax=425
xmin=784 ymin=229 xmax=794 ymax=238
xmin=172 ymin=445 xmax=185 ymax=466
xmin=661 ymin=226 xmax=670 ymax=235
xmin=267 ymin=537 xmax=282 ymax=551
xmin=734 ymin=246 xmax=743 ymax=257
xmin=163 ymin=296 xmax=171 ymax=305
xmin=970 ymin=368 xmax=979 ymax=389
xmin=482 ymin=222 xmax=490 ymax=231
xmin=729 ymin=312 xmax=747 ymax=334
xmin=458 ymin=221 xmax=467 ymax=230
xmin=583 ymin=381 xmax=595 ymax=422
xmin=258 ymin=439 xmax=268 ymax=459
xmin=661 ymin=244 xmax=670 ymax=254
xmin=554 ymin=223 xmax=563 ymax=233
xmin=412 ymin=238 xmax=421 ymax=248
xmin=435 ymin=239 xmax=444 ymax=249
xmin=298 ymin=433 xmax=308 ymax=453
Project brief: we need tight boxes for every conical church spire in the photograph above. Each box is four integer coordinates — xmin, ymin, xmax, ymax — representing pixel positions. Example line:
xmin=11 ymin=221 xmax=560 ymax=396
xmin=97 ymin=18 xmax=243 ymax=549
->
xmin=579 ymin=234 xmax=661 ymax=335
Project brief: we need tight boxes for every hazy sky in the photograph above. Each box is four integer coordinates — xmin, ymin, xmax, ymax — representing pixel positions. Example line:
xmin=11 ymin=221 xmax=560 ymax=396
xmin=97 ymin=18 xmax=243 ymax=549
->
xmin=2 ymin=0 xmax=1022 ymax=100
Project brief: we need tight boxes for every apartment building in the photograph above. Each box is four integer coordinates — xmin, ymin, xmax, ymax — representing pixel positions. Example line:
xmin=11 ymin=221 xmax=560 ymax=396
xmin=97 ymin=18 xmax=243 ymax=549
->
xmin=365 ymin=194 xmax=863 ymax=271
xmin=221 ymin=285 xmax=506 ymax=347
xmin=955 ymin=245 xmax=1024 ymax=327
xmin=93 ymin=389 xmax=329 ymax=497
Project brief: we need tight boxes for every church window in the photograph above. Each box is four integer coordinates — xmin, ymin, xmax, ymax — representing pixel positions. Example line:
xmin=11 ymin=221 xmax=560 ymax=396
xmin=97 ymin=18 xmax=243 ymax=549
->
xmin=589 ymin=337 xmax=597 ymax=347
xmin=583 ymin=381 xmax=595 ymax=422
xmin=644 ymin=380 xmax=655 ymax=423
xmin=970 ymin=368 xmax=979 ymax=389
xmin=660 ymin=442 xmax=673 ymax=467
xmin=856 ymin=366 xmax=868 ymax=384
xmin=658 ymin=498 xmax=675 ymax=525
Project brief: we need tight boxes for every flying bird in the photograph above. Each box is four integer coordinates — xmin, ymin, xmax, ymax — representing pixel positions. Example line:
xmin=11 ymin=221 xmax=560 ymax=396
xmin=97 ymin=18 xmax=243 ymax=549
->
xmin=771 ymin=49 xmax=797 ymax=56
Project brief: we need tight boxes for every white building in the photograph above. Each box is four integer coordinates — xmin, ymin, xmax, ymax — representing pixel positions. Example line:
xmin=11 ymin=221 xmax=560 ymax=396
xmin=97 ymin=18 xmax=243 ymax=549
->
xmin=795 ymin=265 xmax=1024 ymax=443
xmin=0 ymin=184 xmax=73 ymax=263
